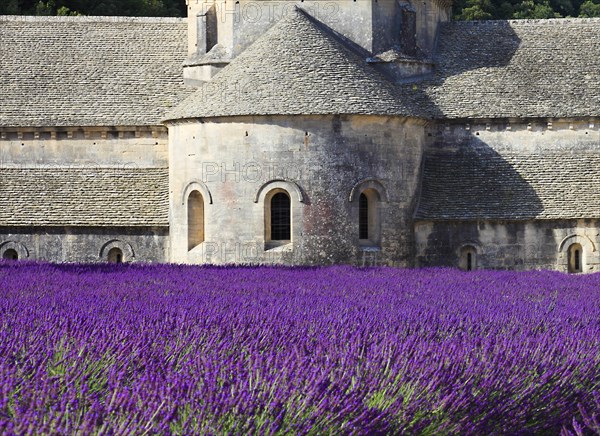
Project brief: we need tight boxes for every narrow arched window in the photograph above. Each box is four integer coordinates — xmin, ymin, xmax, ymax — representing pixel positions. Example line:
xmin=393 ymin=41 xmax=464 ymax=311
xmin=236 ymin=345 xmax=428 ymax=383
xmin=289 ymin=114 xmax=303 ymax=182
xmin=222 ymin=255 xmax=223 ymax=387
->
xmin=2 ymin=249 xmax=18 ymax=261
xmin=568 ymin=243 xmax=583 ymax=273
xmin=107 ymin=247 xmax=123 ymax=264
xmin=270 ymin=192 xmax=291 ymax=241
xmin=460 ymin=246 xmax=477 ymax=271
xmin=188 ymin=190 xmax=205 ymax=251
xmin=358 ymin=189 xmax=381 ymax=246
xmin=359 ymin=193 xmax=369 ymax=240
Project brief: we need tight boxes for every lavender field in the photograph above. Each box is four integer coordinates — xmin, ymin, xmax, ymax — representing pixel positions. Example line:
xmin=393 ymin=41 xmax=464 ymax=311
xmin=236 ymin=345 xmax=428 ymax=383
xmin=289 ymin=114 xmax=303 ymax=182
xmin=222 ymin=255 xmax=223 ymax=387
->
xmin=1 ymin=262 xmax=599 ymax=434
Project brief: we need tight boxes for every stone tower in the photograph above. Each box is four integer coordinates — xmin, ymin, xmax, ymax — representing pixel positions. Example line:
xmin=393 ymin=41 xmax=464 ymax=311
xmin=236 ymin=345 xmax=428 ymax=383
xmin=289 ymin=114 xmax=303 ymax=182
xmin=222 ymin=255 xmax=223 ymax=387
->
xmin=167 ymin=6 xmax=434 ymax=266
xmin=183 ymin=0 xmax=451 ymax=85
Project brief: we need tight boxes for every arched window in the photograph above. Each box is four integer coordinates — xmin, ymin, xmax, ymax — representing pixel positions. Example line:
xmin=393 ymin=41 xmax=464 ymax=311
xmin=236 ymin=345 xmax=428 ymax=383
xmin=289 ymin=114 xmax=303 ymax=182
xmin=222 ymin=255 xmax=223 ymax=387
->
xmin=568 ymin=243 xmax=583 ymax=273
xmin=188 ymin=190 xmax=205 ymax=251
xmin=264 ymin=189 xmax=292 ymax=246
xmin=107 ymin=247 xmax=123 ymax=264
xmin=270 ymin=192 xmax=291 ymax=241
xmin=358 ymin=189 xmax=381 ymax=246
xmin=359 ymin=193 xmax=369 ymax=240
xmin=459 ymin=246 xmax=477 ymax=271
xmin=2 ymin=249 xmax=18 ymax=261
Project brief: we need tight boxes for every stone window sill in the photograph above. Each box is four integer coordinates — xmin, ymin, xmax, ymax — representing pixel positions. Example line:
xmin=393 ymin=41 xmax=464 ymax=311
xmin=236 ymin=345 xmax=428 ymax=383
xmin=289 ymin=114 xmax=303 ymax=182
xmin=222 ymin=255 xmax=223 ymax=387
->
xmin=265 ymin=241 xmax=292 ymax=252
xmin=359 ymin=241 xmax=381 ymax=251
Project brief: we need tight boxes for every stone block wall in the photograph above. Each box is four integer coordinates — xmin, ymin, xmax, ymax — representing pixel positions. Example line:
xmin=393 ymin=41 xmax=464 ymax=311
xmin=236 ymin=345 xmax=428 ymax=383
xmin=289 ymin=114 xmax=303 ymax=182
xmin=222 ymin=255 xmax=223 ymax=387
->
xmin=426 ymin=119 xmax=600 ymax=155
xmin=0 ymin=127 xmax=169 ymax=168
xmin=415 ymin=118 xmax=600 ymax=273
xmin=168 ymin=114 xmax=426 ymax=266
xmin=0 ymin=227 xmax=169 ymax=263
xmin=415 ymin=219 xmax=600 ymax=273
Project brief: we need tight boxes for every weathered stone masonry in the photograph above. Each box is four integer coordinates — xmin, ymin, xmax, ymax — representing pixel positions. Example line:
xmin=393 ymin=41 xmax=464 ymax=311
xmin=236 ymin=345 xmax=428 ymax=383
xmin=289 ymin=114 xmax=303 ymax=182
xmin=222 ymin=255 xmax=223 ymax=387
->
xmin=0 ymin=16 xmax=191 ymax=264
xmin=1 ymin=5 xmax=599 ymax=270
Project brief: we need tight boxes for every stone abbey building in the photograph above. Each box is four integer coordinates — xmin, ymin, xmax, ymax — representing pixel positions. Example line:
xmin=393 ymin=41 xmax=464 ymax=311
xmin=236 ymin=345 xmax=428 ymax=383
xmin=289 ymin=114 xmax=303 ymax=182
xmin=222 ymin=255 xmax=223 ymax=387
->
xmin=1 ymin=1 xmax=599 ymax=272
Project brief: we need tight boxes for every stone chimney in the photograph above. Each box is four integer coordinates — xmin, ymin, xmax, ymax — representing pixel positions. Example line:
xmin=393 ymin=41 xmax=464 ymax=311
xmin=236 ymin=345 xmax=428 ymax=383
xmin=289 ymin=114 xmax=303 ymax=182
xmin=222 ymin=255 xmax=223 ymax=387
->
xmin=183 ymin=0 xmax=232 ymax=86
xmin=183 ymin=0 xmax=452 ymax=86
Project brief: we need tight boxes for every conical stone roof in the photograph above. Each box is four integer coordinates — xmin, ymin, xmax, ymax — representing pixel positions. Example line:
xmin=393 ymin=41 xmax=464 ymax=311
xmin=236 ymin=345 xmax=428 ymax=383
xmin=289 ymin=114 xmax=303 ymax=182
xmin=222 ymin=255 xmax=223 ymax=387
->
xmin=165 ymin=8 xmax=423 ymax=121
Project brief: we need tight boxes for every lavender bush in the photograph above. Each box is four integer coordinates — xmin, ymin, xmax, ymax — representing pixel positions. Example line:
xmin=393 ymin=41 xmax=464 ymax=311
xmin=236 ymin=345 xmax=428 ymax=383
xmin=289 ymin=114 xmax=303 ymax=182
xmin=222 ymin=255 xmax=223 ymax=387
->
xmin=0 ymin=261 xmax=598 ymax=434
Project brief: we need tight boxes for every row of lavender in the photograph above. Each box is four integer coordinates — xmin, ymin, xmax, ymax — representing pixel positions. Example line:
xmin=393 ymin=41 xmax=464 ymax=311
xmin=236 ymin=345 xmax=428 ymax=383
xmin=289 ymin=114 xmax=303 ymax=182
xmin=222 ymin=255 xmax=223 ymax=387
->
xmin=0 ymin=261 xmax=599 ymax=434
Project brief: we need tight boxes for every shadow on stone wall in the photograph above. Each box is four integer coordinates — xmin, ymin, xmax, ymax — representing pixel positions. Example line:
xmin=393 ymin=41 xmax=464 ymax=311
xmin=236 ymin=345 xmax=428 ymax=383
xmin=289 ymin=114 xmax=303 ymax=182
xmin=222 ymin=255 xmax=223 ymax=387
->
xmin=416 ymin=136 xmax=548 ymax=269
xmin=398 ymin=20 xmax=522 ymax=119
xmin=416 ymin=137 xmax=544 ymax=221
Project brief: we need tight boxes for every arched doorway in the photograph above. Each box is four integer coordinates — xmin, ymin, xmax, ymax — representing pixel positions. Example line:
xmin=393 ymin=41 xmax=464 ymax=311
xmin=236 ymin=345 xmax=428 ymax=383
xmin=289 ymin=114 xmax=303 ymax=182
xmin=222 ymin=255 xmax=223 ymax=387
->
xmin=459 ymin=246 xmax=477 ymax=271
xmin=107 ymin=247 xmax=124 ymax=264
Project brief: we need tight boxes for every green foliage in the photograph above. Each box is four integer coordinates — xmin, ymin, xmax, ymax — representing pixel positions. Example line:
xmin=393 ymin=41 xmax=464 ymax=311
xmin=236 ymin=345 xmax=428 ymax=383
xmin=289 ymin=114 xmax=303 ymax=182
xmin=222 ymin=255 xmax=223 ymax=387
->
xmin=580 ymin=0 xmax=600 ymax=16
xmin=456 ymin=0 xmax=496 ymax=20
xmin=56 ymin=6 xmax=77 ymax=16
xmin=551 ymin=0 xmax=576 ymax=17
xmin=35 ymin=0 xmax=54 ymax=16
xmin=1 ymin=0 xmax=186 ymax=16
xmin=454 ymin=0 xmax=595 ymax=19
xmin=0 ymin=0 xmax=21 ymax=14
xmin=513 ymin=0 xmax=562 ymax=18
xmin=0 ymin=0 xmax=596 ymax=21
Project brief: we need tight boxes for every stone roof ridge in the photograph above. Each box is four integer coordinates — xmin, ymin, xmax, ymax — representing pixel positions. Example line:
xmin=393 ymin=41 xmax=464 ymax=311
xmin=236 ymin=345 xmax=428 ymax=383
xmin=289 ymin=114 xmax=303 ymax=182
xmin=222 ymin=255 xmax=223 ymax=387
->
xmin=443 ymin=17 xmax=600 ymax=27
xmin=0 ymin=15 xmax=184 ymax=23
xmin=165 ymin=6 xmax=425 ymax=121
xmin=0 ymin=164 xmax=170 ymax=169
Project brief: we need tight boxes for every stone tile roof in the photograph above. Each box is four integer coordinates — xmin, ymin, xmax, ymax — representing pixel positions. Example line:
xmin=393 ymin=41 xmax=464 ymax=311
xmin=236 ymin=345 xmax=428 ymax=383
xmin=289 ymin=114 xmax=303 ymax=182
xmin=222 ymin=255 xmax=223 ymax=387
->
xmin=0 ymin=16 xmax=192 ymax=127
xmin=415 ymin=151 xmax=600 ymax=220
xmin=0 ymin=167 xmax=168 ymax=226
xmin=419 ymin=18 xmax=600 ymax=119
xmin=165 ymin=8 xmax=424 ymax=121
xmin=3 ymin=14 xmax=597 ymax=125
